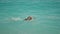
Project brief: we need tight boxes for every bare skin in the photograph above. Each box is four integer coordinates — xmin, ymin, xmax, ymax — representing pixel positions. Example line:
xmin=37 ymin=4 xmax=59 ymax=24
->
xmin=24 ymin=16 xmax=32 ymax=21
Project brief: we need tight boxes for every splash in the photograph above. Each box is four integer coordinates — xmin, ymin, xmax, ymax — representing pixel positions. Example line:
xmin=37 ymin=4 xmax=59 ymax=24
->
xmin=10 ymin=17 xmax=21 ymax=21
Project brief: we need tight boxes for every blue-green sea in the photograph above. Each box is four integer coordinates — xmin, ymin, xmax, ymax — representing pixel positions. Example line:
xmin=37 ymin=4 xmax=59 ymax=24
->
xmin=0 ymin=0 xmax=60 ymax=34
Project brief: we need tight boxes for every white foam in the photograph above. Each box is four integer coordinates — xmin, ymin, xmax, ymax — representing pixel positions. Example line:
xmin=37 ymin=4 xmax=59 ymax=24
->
xmin=11 ymin=17 xmax=21 ymax=21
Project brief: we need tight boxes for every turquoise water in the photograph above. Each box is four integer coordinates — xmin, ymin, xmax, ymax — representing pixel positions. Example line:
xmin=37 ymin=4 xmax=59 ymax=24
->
xmin=0 ymin=0 xmax=60 ymax=34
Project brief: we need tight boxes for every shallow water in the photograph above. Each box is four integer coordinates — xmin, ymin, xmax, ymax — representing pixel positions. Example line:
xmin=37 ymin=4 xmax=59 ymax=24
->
xmin=0 ymin=0 xmax=60 ymax=34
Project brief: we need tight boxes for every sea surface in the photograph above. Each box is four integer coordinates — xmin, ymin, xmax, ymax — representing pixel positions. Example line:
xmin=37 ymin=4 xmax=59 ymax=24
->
xmin=0 ymin=0 xmax=60 ymax=34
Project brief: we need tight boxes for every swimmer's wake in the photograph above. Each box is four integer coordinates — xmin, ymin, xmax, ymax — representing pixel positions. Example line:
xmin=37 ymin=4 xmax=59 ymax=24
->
xmin=3 ymin=16 xmax=33 ymax=22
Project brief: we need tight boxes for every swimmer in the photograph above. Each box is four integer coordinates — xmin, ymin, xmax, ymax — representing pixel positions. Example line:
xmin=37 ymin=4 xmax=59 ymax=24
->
xmin=24 ymin=16 xmax=32 ymax=21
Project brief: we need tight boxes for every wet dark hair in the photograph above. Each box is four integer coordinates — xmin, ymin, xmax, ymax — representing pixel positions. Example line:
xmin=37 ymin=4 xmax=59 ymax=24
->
xmin=24 ymin=16 xmax=32 ymax=20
